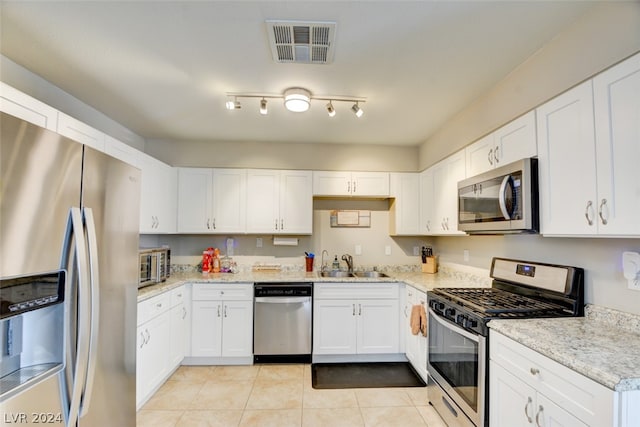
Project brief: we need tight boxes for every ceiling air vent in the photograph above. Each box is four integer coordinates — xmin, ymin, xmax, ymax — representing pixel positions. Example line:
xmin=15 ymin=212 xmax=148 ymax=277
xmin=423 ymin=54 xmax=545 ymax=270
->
xmin=266 ymin=20 xmax=336 ymax=64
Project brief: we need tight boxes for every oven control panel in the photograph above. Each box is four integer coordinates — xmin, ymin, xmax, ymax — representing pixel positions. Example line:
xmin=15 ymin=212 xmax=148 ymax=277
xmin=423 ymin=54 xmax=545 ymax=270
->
xmin=428 ymin=294 xmax=486 ymax=336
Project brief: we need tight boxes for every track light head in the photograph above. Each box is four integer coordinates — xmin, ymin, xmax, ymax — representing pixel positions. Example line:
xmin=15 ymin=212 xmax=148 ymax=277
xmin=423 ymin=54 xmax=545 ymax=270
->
xmin=326 ymin=101 xmax=336 ymax=117
xmin=226 ymin=99 xmax=241 ymax=110
xmin=260 ymin=98 xmax=268 ymax=115
xmin=351 ymin=102 xmax=363 ymax=118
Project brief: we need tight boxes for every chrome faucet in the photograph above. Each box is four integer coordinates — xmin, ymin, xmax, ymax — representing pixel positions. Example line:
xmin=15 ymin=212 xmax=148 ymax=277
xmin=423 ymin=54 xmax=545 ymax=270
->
xmin=321 ymin=250 xmax=329 ymax=273
xmin=341 ymin=254 xmax=353 ymax=273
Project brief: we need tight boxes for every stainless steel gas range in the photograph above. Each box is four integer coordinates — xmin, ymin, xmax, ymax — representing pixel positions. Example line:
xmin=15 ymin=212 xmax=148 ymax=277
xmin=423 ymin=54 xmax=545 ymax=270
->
xmin=426 ymin=258 xmax=584 ymax=427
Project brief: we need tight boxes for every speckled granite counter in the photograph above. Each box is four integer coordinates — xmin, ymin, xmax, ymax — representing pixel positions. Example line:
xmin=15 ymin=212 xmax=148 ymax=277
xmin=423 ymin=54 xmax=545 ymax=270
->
xmin=137 ymin=262 xmax=491 ymax=302
xmin=488 ymin=304 xmax=640 ymax=391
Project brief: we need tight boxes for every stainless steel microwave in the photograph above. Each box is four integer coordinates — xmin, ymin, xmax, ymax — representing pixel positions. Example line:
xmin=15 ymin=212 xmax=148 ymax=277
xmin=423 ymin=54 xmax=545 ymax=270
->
xmin=457 ymin=158 xmax=538 ymax=234
xmin=139 ymin=247 xmax=170 ymax=288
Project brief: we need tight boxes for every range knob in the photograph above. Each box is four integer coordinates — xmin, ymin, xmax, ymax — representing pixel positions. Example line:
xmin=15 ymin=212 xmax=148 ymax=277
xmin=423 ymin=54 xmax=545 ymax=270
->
xmin=444 ymin=307 xmax=456 ymax=319
xmin=464 ymin=318 xmax=478 ymax=329
xmin=456 ymin=314 xmax=467 ymax=326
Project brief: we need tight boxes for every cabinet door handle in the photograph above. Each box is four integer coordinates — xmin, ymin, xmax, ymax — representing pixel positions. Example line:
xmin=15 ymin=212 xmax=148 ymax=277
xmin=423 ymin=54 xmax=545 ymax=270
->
xmin=224 ymin=305 xmax=228 ymax=318
xmin=145 ymin=329 xmax=150 ymax=345
xmin=599 ymin=199 xmax=608 ymax=225
xmin=358 ymin=304 xmax=362 ymax=316
xmin=275 ymin=219 xmax=278 ymax=230
xmin=426 ymin=221 xmax=431 ymax=232
xmin=212 ymin=218 xmax=216 ymax=229
xmin=585 ymin=201 xmax=594 ymax=226
xmin=524 ymin=397 xmax=533 ymax=423
xmin=353 ymin=181 xmax=356 ymax=193
xmin=347 ymin=181 xmax=351 ymax=193
xmin=139 ymin=331 xmax=146 ymax=348
xmin=530 ymin=367 xmax=540 ymax=376
xmin=207 ymin=219 xmax=211 ymax=229
xmin=182 ymin=307 xmax=187 ymax=319
xmin=494 ymin=146 xmax=500 ymax=163
xmin=352 ymin=304 xmax=356 ymax=316
xmin=217 ymin=305 xmax=221 ymax=317
xmin=535 ymin=405 xmax=544 ymax=427
xmin=488 ymin=148 xmax=494 ymax=165
xmin=281 ymin=219 xmax=284 ymax=230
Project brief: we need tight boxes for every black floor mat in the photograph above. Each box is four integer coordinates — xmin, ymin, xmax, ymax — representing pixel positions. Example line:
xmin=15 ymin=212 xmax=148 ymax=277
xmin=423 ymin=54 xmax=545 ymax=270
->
xmin=311 ymin=362 xmax=426 ymax=389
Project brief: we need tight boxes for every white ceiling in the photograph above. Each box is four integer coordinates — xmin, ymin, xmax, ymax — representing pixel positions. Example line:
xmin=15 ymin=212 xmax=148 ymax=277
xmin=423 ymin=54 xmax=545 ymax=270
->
xmin=0 ymin=1 xmax=595 ymax=147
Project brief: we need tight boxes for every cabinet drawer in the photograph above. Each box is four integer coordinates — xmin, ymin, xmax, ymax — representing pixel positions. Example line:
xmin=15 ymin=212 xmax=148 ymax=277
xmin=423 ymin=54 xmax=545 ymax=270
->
xmin=192 ymin=283 xmax=253 ymax=301
xmin=169 ymin=285 xmax=185 ymax=307
xmin=138 ymin=293 xmax=170 ymax=326
xmin=490 ymin=330 xmax=614 ymax=426
xmin=315 ymin=283 xmax=399 ymax=300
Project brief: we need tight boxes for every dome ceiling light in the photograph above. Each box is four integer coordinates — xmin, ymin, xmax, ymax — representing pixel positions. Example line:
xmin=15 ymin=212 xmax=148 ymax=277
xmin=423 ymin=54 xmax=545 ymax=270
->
xmin=225 ymin=87 xmax=365 ymax=118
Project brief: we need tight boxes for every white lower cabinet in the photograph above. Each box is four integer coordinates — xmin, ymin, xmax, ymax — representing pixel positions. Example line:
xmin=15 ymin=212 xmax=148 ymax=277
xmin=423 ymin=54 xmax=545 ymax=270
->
xmin=403 ymin=285 xmax=428 ymax=381
xmin=136 ymin=286 xmax=188 ymax=409
xmin=188 ymin=283 xmax=253 ymax=362
xmin=490 ymin=330 xmax=639 ymax=427
xmin=313 ymin=283 xmax=400 ymax=356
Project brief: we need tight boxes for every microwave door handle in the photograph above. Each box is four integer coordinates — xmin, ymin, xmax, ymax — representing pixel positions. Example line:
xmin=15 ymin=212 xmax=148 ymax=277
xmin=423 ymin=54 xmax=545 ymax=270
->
xmin=79 ymin=208 xmax=100 ymax=417
xmin=498 ymin=175 xmax=512 ymax=220
xmin=428 ymin=308 xmax=479 ymax=343
xmin=155 ymin=252 xmax=162 ymax=282
xmin=59 ymin=208 xmax=91 ymax=427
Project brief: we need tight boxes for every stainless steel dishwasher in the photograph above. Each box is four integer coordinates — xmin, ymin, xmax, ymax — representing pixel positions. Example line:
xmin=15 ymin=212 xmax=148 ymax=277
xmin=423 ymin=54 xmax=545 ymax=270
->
xmin=254 ymin=282 xmax=313 ymax=363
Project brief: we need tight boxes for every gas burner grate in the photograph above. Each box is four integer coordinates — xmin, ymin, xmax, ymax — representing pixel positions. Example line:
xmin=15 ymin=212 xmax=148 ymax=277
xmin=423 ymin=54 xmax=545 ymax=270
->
xmin=436 ymin=288 xmax=566 ymax=316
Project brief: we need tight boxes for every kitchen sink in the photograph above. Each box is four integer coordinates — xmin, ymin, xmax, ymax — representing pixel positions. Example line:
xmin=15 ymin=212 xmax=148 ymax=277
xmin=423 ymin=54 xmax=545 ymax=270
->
xmin=319 ymin=271 xmax=356 ymax=278
xmin=353 ymin=271 xmax=389 ymax=278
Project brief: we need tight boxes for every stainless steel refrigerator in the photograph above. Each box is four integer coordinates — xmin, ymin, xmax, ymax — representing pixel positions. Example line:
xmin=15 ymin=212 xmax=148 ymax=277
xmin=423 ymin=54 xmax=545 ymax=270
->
xmin=0 ymin=112 xmax=140 ymax=426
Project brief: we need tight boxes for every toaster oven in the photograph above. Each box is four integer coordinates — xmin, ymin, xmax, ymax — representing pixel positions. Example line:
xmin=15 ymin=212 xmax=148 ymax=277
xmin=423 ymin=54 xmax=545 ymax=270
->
xmin=139 ymin=247 xmax=170 ymax=288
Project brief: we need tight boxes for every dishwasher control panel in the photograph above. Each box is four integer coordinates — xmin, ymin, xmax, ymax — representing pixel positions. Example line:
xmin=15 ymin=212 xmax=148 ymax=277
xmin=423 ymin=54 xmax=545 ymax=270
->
xmin=254 ymin=282 xmax=313 ymax=297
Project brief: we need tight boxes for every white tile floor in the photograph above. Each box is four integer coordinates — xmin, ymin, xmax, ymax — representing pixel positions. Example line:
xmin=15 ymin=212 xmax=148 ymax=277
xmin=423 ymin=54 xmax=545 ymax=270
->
xmin=137 ymin=364 xmax=447 ymax=427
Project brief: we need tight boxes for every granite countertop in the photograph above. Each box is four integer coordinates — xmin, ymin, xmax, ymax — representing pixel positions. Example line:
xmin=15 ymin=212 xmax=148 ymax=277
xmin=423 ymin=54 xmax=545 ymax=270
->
xmin=488 ymin=305 xmax=640 ymax=392
xmin=137 ymin=263 xmax=492 ymax=302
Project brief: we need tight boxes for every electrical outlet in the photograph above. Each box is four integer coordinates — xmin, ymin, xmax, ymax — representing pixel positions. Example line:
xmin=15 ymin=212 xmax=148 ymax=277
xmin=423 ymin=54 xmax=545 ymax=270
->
xmin=623 ymin=251 xmax=640 ymax=291
xmin=355 ymin=245 xmax=362 ymax=255
xmin=464 ymin=249 xmax=469 ymax=262
xmin=385 ymin=245 xmax=392 ymax=256
xmin=256 ymin=237 xmax=263 ymax=248
xmin=413 ymin=246 xmax=420 ymax=256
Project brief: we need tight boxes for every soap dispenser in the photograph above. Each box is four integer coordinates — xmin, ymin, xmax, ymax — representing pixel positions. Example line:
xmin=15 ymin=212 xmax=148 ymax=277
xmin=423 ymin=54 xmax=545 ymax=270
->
xmin=332 ymin=255 xmax=340 ymax=271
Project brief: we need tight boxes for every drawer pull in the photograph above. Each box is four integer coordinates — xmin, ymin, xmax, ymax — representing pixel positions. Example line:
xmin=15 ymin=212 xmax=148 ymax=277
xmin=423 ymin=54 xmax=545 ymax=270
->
xmin=530 ymin=368 xmax=540 ymax=376
xmin=524 ymin=397 xmax=533 ymax=423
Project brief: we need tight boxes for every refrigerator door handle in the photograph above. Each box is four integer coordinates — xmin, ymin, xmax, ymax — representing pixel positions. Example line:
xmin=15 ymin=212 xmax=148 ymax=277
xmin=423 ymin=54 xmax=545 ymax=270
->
xmin=79 ymin=208 xmax=100 ymax=417
xmin=59 ymin=207 xmax=92 ymax=427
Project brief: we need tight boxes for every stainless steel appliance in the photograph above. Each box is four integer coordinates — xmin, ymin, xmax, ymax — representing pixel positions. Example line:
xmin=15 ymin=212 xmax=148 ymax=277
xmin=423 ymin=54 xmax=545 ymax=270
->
xmin=0 ymin=113 xmax=140 ymax=426
xmin=457 ymin=158 xmax=538 ymax=234
xmin=427 ymin=258 xmax=584 ymax=427
xmin=254 ymin=282 xmax=313 ymax=363
xmin=139 ymin=247 xmax=170 ymax=288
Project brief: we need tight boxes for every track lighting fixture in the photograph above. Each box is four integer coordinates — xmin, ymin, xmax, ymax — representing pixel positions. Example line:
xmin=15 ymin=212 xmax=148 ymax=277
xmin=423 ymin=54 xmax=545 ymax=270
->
xmin=260 ymin=98 xmax=268 ymax=115
xmin=225 ymin=87 xmax=365 ymax=118
xmin=326 ymin=101 xmax=336 ymax=117
xmin=351 ymin=102 xmax=364 ymax=118
xmin=283 ymin=88 xmax=311 ymax=112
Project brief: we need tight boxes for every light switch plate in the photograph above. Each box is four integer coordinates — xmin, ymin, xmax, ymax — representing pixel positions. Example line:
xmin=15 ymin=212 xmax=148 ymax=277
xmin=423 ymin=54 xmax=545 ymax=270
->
xmin=256 ymin=237 xmax=263 ymax=248
xmin=355 ymin=245 xmax=362 ymax=255
xmin=385 ymin=245 xmax=391 ymax=256
xmin=623 ymin=251 xmax=640 ymax=290
xmin=413 ymin=246 xmax=420 ymax=256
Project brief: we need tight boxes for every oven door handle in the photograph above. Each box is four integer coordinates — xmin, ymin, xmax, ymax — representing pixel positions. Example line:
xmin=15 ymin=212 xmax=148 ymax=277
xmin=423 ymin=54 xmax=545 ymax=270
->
xmin=255 ymin=297 xmax=310 ymax=304
xmin=428 ymin=308 xmax=480 ymax=343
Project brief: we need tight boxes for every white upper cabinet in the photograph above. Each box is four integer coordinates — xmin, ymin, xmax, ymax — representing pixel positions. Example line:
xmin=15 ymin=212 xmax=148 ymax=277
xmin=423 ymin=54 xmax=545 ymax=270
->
xmin=1 ymin=82 xmax=58 ymax=131
xmin=430 ymin=151 xmax=466 ymax=235
xmin=212 ymin=168 xmax=247 ymax=233
xmin=177 ymin=168 xmax=246 ymax=233
xmin=313 ymin=171 xmax=389 ymax=197
xmin=104 ymin=135 xmax=139 ymax=167
xmin=592 ymin=53 xmax=640 ymax=236
xmin=419 ymin=168 xmax=435 ymax=234
xmin=246 ymin=169 xmax=312 ymax=234
xmin=537 ymin=52 xmax=640 ymax=236
xmin=465 ymin=111 xmax=537 ymax=177
xmin=138 ymin=152 xmax=177 ymax=233
xmin=57 ymin=112 xmax=106 ymax=152
xmin=389 ymin=173 xmax=421 ymax=235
